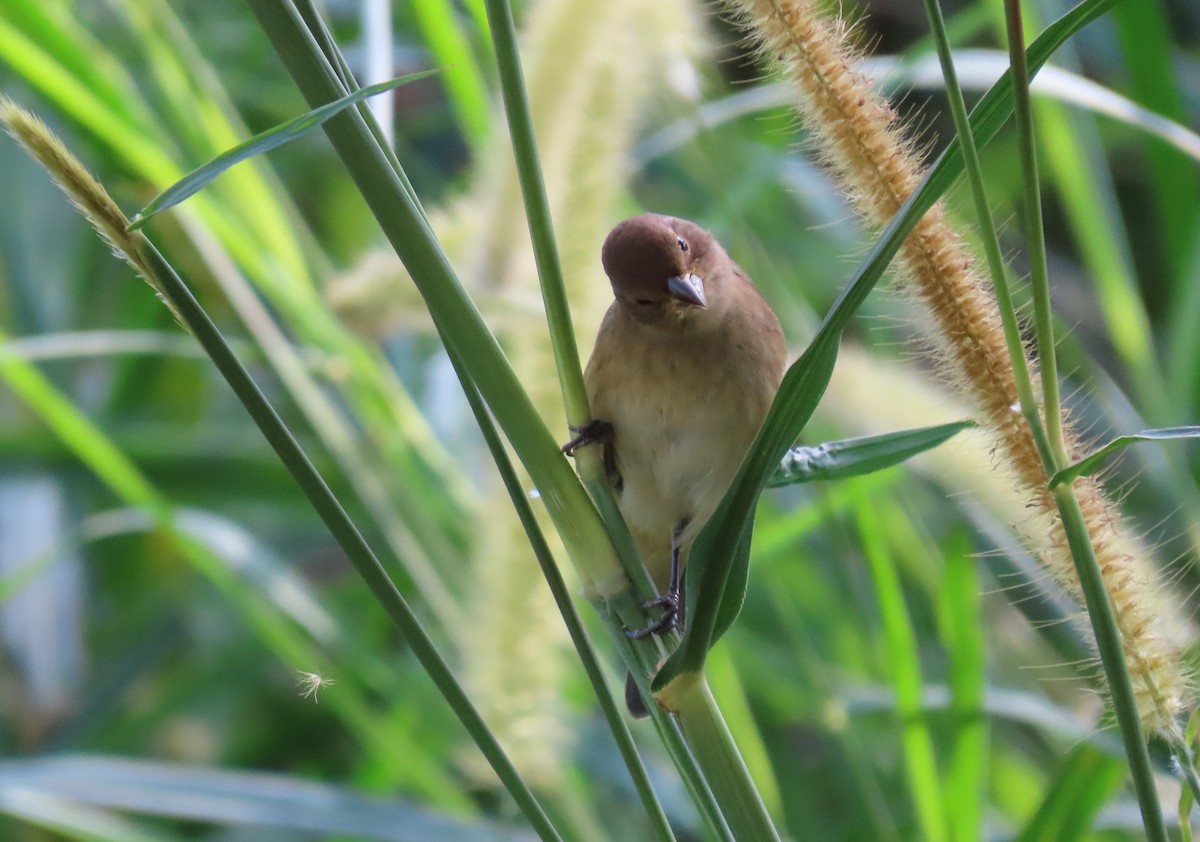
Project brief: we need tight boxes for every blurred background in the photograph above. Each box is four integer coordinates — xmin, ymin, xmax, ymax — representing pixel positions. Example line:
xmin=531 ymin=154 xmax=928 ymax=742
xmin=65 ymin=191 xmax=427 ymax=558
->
xmin=1 ymin=0 xmax=1199 ymax=838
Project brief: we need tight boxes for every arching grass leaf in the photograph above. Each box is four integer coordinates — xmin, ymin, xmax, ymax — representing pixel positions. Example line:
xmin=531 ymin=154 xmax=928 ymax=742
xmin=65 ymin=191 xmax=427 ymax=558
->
xmin=767 ymin=420 xmax=974 ymax=488
xmin=1049 ymin=426 xmax=1200 ymax=487
xmin=128 ymin=70 xmax=440 ymax=229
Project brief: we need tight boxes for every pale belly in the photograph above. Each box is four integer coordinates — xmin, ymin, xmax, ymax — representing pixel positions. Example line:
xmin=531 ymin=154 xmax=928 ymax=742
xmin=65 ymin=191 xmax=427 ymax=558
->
xmin=596 ymin=358 xmax=764 ymax=583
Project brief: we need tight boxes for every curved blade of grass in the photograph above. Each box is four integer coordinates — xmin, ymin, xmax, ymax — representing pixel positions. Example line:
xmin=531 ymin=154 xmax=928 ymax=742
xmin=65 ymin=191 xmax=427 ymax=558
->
xmin=1014 ymin=745 xmax=1124 ymax=842
xmin=767 ymin=420 xmax=974 ymax=487
xmin=0 ymin=789 xmax=169 ymax=842
xmin=653 ymin=0 xmax=1127 ymax=695
xmin=128 ymin=71 xmax=440 ymax=229
xmin=1049 ymin=426 xmax=1200 ymax=487
xmin=641 ymin=52 xmax=1200 ymax=166
xmin=0 ymin=755 xmax=535 ymax=842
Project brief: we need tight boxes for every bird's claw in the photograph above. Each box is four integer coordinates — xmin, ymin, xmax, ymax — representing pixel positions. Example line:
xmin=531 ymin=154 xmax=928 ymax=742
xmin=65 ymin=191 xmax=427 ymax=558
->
xmin=626 ymin=591 xmax=680 ymax=639
xmin=562 ymin=419 xmax=614 ymax=456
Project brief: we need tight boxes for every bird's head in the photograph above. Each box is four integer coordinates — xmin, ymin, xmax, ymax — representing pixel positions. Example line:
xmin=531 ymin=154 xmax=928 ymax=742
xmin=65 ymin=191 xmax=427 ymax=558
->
xmin=601 ymin=214 xmax=726 ymax=325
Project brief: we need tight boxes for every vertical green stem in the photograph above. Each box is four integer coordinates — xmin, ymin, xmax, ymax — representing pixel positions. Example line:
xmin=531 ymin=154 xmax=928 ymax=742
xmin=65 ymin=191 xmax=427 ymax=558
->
xmin=482 ymin=0 xmax=589 ymax=427
xmin=674 ymin=676 xmax=781 ymax=842
xmin=1003 ymin=0 xmax=1066 ymax=464
xmin=1050 ymin=487 xmax=1167 ymax=842
xmin=919 ymin=0 xmax=1051 ymax=467
xmin=999 ymin=2 xmax=1169 ymax=836
xmin=922 ymin=0 xmax=1172 ymax=834
xmin=451 ymin=347 xmax=676 ymax=842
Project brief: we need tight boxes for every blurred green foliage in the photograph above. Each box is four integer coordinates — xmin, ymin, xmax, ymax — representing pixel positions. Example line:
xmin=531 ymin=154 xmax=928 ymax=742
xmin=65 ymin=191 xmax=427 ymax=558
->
xmin=1 ymin=0 xmax=1198 ymax=839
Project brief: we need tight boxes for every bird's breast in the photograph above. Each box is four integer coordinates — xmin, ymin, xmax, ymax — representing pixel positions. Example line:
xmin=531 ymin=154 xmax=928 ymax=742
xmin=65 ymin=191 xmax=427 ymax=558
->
xmin=589 ymin=327 xmax=772 ymax=551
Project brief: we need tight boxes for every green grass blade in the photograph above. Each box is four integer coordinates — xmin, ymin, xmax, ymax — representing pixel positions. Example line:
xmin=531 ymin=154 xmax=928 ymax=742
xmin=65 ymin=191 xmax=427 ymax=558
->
xmin=128 ymin=71 xmax=440 ymax=229
xmin=1050 ymin=426 xmax=1200 ymax=487
xmin=481 ymin=0 xmax=588 ymax=426
xmin=1111 ymin=0 xmax=1200 ymax=282
xmin=766 ymin=421 xmax=973 ymax=488
xmin=939 ymin=533 xmax=987 ymax=842
xmin=410 ymin=0 xmax=491 ymax=147
xmin=1014 ymin=746 xmax=1124 ymax=842
xmin=858 ymin=497 xmax=947 ymax=842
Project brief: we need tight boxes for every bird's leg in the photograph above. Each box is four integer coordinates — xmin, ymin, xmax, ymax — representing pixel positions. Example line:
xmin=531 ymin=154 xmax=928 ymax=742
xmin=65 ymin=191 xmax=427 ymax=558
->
xmin=626 ymin=518 xmax=689 ymax=639
xmin=561 ymin=418 xmax=613 ymax=457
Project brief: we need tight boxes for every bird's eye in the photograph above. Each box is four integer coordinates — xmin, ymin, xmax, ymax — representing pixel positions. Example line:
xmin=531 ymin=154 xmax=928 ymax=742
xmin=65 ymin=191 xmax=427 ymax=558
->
xmin=677 ymin=237 xmax=689 ymax=254
xmin=635 ymin=298 xmax=654 ymax=305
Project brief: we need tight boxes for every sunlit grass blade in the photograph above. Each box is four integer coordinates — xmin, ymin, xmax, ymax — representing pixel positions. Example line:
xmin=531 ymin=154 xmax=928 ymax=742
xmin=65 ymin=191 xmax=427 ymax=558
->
xmin=859 ymin=497 xmax=947 ymax=842
xmin=643 ymin=51 xmax=1200 ymax=168
xmin=128 ymin=71 xmax=440 ymax=228
xmin=767 ymin=420 xmax=973 ymax=487
xmin=4 ymin=0 xmax=477 ymax=609
xmin=939 ymin=532 xmax=987 ymax=842
xmin=1049 ymin=426 xmax=1200 ymax=487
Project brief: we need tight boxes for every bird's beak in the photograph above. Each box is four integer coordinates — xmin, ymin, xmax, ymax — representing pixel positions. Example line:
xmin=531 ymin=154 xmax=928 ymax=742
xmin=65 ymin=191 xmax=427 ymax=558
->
xmin=667 ymin=274 xmax=707 ymax=309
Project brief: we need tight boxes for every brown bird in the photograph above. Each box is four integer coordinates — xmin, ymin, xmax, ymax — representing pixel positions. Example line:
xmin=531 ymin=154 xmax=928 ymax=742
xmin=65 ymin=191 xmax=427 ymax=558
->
xmin=565 ymin=214 xmax=786 ymax=649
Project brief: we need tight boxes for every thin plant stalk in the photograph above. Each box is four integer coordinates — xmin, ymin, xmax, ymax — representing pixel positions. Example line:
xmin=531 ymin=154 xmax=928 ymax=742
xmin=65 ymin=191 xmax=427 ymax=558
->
xmin=134 ymin=240 xmax=566 ymax=840
xmin=926 ymin=0 xmax=1170 ymax=832
xmin=481 ymin=0 xmax=588 ymax=427
xmin=1001 ymin=1 xmax=1168 ymax=836
xmin=917 ymin=0 xmax=1052 ymax=468
xmin=1049 ymin=488 xmax=1167 ymax=840
xmin=478 ymin=0 xmax=663 ymax=616
xmin=1002 ymin=0 xmax=1066 ymax=463
xmin=672 ymin=677 xmax=780 ymax=842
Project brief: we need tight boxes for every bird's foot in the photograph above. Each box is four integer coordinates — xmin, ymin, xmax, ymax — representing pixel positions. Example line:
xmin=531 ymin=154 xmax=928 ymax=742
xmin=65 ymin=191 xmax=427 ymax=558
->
xmin=626 ymin=590 xmax=680 ymax=639
xmin=561 ymin=419 xmax=613 ymax=456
